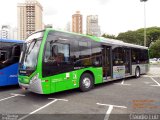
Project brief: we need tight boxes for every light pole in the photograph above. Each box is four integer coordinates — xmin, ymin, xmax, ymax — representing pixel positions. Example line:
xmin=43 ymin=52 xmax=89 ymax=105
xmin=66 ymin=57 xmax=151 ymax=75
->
xmin=140 ymin=0 xmax=148 ymax=47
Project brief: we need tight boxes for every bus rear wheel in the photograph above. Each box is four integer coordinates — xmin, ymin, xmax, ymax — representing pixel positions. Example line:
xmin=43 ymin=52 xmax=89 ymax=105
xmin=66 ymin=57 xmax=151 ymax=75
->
xmin=135 ymin=67 xmax=140 ymax=78
xmin=80 ymin=73 xmax=94 ymax=92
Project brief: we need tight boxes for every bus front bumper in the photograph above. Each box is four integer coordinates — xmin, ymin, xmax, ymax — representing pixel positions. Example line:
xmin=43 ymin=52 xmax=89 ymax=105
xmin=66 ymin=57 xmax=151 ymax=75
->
xmin=19 ymin=82 xmax=30 ymax=90
xmin=18 ymin=79 xmax=43 ymax=94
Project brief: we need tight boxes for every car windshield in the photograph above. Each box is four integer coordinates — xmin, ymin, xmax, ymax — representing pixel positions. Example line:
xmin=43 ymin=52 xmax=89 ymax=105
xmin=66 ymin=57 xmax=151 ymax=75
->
xmin=19 ymin=32 xmax=43 ymax=70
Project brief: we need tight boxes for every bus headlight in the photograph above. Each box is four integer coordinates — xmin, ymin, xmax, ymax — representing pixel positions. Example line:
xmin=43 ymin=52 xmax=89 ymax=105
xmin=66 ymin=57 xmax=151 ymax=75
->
xmin=30 ymin=74 xmax=39 ymax=84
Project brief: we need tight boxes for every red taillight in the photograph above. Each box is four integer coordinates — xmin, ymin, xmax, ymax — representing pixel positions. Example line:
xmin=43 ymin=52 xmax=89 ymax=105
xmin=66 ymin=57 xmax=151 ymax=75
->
xmin=45 ymin=80 xmax=49 ymax=82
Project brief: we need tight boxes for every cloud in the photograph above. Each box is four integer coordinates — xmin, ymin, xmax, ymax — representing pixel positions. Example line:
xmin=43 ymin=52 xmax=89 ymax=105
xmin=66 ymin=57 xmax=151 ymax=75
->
xmin=44 ymin=9 xmax=58 ymax=16
xmin=97 ymin=0 xmax=110 ymax=5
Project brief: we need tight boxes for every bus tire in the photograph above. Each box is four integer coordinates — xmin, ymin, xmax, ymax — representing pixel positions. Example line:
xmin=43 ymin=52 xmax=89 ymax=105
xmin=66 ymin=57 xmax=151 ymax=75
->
xmin=80 ymin=73 xmax=94 ymax=92
xmin=135 ymin=67 xmax=140 ymax=78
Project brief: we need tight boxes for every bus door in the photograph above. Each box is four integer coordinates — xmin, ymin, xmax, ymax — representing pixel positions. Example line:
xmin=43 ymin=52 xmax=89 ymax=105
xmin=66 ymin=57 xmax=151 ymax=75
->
xmin=124 ymin=48 xmax=131 ymax=75
xmin=102 ymin=46 xmax=111 ymax=80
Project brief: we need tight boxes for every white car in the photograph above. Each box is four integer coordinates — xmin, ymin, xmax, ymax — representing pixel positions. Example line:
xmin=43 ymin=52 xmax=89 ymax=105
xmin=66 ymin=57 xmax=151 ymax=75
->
xmin=149 ymin=59 xmax=157 ymax=64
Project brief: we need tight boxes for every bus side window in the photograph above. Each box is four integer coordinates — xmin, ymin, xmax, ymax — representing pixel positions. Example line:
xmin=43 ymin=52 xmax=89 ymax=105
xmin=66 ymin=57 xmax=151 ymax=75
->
xmin=44 ymin=42 xmax=69 ymax=64
xmin=0 ymin=51 xmax=5 ymax=62
xmin=0 ymin=51 xmax=8 ymax=63
xmin=13 ymin=46 xmax=21 ymax=57
xmin=12 ymin=45 xmax=21 ymax=62
xmin=131 ymin=49 xmax=140 ymax=64
xmin=44 ymin=42 xmax=51 ymax=63
xmin=77 ymin=41 xmax=92 ymax=67
xmin=91 ymin=44 xmax=102 ymax=67
xmin=112 ymin=47 xmax=124 ymax=66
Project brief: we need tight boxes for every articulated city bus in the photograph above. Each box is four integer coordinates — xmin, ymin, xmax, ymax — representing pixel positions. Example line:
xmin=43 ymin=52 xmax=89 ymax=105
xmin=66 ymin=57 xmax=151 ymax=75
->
xmin=18 ymin=29 xmax=149 ymax=94
xmin=0 ymin=39 xmax=24 ymax=86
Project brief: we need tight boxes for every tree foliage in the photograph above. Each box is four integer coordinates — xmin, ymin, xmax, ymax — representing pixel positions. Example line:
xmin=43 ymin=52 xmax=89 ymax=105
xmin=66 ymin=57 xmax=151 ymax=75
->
xmin=117 ymin=30 xmax=144 ymax=45
xmin=137 ymin=27 xmax=160 ymax=47
xmin=117 ymin=27 xmax=160 ymax=47
xmin=149 ymin=39 xmax=160 ymax=58
xmin=102 ymin=34 xmax=116 ymax=39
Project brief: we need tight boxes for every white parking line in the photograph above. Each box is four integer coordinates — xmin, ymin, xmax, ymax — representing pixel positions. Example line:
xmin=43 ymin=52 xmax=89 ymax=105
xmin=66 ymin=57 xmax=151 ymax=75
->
xmin=97 ymin=103 xmax=127 ymax=120
xmin=150 ymin=77 xmax=160 ymax=87
xmin=143 ymin=75 xmax=160 ymax=77
xmin=48 ymin=98 xmax=68 ymax=101
xmin=18 ymin=98 xmax=68 ymax=120
xmin=0 ymin=93 xmax=25 ymax=102
xmin=114 ymin=80 xmax=131 ymax=86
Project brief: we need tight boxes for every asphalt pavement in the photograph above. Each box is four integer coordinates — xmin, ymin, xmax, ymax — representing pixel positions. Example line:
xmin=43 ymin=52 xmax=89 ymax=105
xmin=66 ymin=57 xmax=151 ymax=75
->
xmin=0 ymin=65 xmax=160 ymax=120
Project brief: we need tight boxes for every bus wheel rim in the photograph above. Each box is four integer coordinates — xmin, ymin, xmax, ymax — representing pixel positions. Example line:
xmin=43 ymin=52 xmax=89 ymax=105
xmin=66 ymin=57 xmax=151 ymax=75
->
xmin=82 ymin=78 xmax=91 ymax=88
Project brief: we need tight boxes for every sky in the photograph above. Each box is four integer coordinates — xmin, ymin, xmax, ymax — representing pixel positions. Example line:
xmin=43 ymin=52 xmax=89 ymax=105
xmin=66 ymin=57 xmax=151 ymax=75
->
xmin=0 ymin=0 xmax=159 ymax=35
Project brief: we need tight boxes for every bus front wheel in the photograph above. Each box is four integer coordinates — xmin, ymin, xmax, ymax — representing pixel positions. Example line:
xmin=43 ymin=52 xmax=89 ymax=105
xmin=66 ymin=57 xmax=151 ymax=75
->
xmin=80 ymin=73 xmax=94 ymax=92
xmin=135 ymin=67 xmax=140 ymax=78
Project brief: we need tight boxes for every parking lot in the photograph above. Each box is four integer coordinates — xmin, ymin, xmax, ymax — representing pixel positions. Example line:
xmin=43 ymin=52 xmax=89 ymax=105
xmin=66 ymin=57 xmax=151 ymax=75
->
xmin=0 ymin=65 xmax=160 ymax=120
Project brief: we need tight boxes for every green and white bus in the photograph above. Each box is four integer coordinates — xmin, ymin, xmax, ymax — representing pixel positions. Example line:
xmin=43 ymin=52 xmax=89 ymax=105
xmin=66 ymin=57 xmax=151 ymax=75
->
xmin=18 ymin=29 xmax=149 ymax=94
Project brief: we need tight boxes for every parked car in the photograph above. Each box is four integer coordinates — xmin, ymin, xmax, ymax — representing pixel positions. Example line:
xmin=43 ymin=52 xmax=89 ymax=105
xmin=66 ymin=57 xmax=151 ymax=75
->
xmin=149 ymin=59 xmax=158 ymax=64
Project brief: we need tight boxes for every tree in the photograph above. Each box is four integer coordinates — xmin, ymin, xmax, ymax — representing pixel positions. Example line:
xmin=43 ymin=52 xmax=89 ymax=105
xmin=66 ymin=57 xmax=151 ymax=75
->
xmin=102 ymin=33 xmax=116 ymax=39
xmin=149 ymin=39 xmax=160 ymax=58
xmin=117 ymin=27 xmax=160 ymax=47
xmin=117 ymin=30 xmax=144 ymax=45
xmin=137 ymin=27 xmax=160 ymax=47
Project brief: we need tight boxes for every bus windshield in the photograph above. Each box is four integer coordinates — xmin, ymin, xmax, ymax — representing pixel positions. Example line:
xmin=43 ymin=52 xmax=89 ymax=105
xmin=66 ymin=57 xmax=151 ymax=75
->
xmin=19 ymin=32 xmax=43 ymax=71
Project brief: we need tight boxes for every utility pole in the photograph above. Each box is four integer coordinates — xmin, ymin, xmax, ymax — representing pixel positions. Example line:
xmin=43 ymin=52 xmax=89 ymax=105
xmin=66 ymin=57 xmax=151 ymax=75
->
xmin=140 ymin=0 xmax=148 ymax=47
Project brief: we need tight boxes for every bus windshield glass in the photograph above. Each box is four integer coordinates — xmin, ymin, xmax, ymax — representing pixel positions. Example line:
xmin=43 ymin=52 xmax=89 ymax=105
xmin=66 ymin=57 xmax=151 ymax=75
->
xmin=19 ymin=32 xmax=43 ymax=71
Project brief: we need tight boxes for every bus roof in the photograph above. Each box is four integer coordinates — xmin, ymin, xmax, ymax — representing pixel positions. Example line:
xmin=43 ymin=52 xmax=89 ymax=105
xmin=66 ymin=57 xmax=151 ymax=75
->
xmin=99 ymin=37 xmax=148 ymax=49
xmin=32 ymin=29 xmax=148 ymax=50
xmin=0 ymin=39 xmax=24 ymax=43
xmin=48 ymin=29 xmax=148 ymax=49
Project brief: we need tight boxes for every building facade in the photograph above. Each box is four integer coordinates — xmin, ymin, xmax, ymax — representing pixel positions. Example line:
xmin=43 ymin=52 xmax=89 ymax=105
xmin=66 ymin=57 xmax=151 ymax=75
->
xmin=1 ymin=25 xmax=11 ymax=39
xmin=86 ymin=15 xmax=101 ymax=37
xmin=72 ymin=11 xmax=83 ymax=34
xmin=65 ymin=22 xmax=71 ymax=32
xmin=17 ymin=0 xmax=43 ymax=40
xmin=12 ymin=28 xmax=18 ymax=40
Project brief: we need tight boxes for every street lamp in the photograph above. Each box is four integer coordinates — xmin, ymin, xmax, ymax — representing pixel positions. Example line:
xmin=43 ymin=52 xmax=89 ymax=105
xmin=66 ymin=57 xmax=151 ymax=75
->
xmin=140 ymin=0 xmax=148 ymax=47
